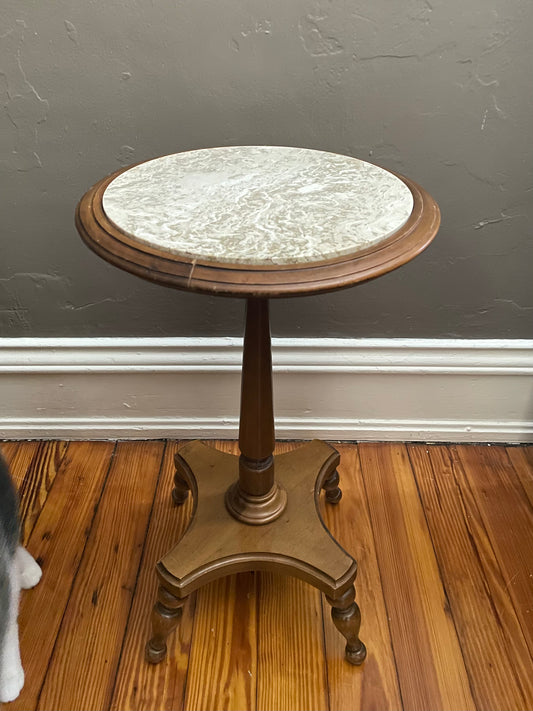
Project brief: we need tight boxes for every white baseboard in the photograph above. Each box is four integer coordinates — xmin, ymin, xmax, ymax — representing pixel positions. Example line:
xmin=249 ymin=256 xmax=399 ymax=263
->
xmin=1 ymin=338 xmax=532 ymax=442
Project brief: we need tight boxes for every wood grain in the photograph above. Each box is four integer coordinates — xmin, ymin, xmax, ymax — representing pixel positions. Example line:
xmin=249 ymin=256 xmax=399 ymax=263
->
xmin=184 ymin=573 xmax=258 ymax=711
xmin=183 ymin=440 xmax=258 ymax=711
xmin=358 ymin=443 xmax=475 ymax=711
xmin=0 ymin=441 xmax=40 ymax=488
xmin=506 ymin=445 xmax=533 ymax=509
xmin=255 ymin=440 xmax=328 ymax=711
xmin=257 ymin=573 xmax=328 ymax=711
xmin=409 ymin=444 xmax=533 ymax=709
xmin=238 ymin=299 xmax=275 ymax=491
xmin=1 ymin=440 xmax=69 ymax=542
xmin=8 ymin=440 xmax=533 ymax=710
xmin=181 ymin=441 xmax=329 ymax=711
xmin=435 ymin=446 xmax=533 ymax=688
xmin=158 ymin=438 xmax=354 ymax=599
xmin=322 ymin=443 xmax=401 ymax=711
xmin=455 ymin=445 xmax=533 ymax=660
xmin=17 ymin=441 xmax=69 ymax=544
xmin=11 ymin=441 xmax=115 ymax=711
xmin=37 ymin=441 xmax=165 ymax=711
xmin=110 ymin=442 xmax=195 ymax=711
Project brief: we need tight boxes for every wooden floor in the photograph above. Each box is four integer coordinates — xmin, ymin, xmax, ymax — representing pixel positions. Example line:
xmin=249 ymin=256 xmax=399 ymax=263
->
xmin=1 ymin=440 xmax=533 ymax=711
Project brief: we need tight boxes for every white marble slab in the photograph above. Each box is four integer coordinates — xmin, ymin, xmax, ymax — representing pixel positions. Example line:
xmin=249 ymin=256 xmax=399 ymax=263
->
xmin=102 ymin=146 xmax=414 ymax=266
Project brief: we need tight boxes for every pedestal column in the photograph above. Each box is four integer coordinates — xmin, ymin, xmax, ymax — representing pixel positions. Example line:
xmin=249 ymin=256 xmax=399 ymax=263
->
xmin=225 ymin=298 xmax=287 ymax=524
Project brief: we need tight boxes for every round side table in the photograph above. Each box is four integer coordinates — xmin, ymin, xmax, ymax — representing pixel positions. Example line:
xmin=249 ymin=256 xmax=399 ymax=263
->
xmin=76 ymin=146 xmax=440 ymax=666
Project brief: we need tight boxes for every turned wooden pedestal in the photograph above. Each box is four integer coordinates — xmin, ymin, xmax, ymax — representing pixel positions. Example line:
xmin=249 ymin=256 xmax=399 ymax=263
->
xmin=146 ymin=298 xmax=366 ymax=665
xmin=75 ymin=145 xmax=440 ymax=669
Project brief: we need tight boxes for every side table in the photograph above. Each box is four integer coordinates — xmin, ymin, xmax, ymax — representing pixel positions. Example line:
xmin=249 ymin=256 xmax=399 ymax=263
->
xmin=76 ymin=146 xmax=439 ymax=665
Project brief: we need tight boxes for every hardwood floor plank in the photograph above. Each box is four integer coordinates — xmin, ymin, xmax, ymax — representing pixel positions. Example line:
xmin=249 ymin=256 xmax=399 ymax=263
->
xmin=255 ymin=441 xmax=328 ymax=711
xmin=11 ymin=441 xmax=116 ymax=711
xmin=322 ymin=443 xmax=401 ymax=711
xmin=185 ymin=573 xmax=258 ymax=711
xmin=1 ymin=440 xmax=41 ymax=488
xmin=17 ymin=441 xmax=69 ymax=544
xmin=111 ymin=441 xmax=196 ymax=711
xmin=9 ymin=440 xmax=532 ymax=709
xmin=37 ymin=441 xmax=165 ymax=711
xmin=358 ymin=443 xmax=475 ymax=711
xmin=0 ymin=440 xmax=24 ymax=464
xmin=506 ymin=446 xmax=533 ymax=509
xmin=183 ymin=440 xmax=258 ymax=711
xmin=256 ymin=572 xmax=328 ymax=711
xmin=455 ymin=445 xmax=533 ymax=660
xmin=1 ymin=440 xmax=69 ymax=542
xmin=409 ymin=444 xmax=533 ymax=709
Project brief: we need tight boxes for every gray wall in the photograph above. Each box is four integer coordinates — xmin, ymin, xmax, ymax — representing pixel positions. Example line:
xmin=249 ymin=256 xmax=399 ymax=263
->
xmin=1 ymin=0 xmax=531 ymax=339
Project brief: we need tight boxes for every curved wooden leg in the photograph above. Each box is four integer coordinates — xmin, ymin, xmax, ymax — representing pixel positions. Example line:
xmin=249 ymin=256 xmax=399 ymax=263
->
xmin=326 ymin=586 xmax=367 ymax=665
xmin=145 ymin=586 xmax=187 ymax=663
xmin=172 ymin=454 xmax=190 ymax=505
xmin=323 ymin=469 xmax=342 ymax=504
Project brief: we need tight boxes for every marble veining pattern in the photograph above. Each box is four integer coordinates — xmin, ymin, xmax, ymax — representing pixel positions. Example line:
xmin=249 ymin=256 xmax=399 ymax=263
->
xmin=102 ymin=146 xmax=414 ymax=266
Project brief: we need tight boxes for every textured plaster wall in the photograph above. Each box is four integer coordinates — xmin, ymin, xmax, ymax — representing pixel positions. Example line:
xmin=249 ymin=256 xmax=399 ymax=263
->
xmin=1 ymin=0 xmax=531 ymax=338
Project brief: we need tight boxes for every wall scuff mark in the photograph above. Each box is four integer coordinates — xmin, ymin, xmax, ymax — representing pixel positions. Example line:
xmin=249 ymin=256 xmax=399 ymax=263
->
xmin=116 ymin=145 xmax=135 ymax=166
xmin=64 ymin=20 xmax=79 ymax=45
xmin=298 ymin=12 xmax=344 ymax=57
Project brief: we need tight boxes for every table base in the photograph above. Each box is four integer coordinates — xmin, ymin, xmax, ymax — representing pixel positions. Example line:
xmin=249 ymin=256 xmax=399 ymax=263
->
xmin=146 ymin=439 xmax=366 ymax=665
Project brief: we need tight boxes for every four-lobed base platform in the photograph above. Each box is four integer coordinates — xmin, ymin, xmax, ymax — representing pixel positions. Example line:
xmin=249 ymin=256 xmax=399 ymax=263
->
xmin=146 ymin=439 xmax=366 ymax=666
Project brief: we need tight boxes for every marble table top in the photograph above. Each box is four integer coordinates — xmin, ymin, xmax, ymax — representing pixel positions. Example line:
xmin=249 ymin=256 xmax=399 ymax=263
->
xmin=102 ymin=146 xmax=414 ymax=266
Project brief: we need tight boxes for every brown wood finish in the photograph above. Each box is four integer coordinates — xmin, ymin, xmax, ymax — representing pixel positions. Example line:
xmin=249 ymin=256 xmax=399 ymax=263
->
xmin=153 ymin=439 xmax=358 ymax=596
xmin=255 ymin=441 xmax=328 ymax=711
xmin=75 ymin=162 xmax=440 ymax=299
xmin=141 ymin=298 xmax=363 ymax=666
xmin=408 ymin=444 xmax=533 ymax=709
xmin=6 ymin=440 xmax=533 ymax=710
xmin=0 ymin=441 xmax=41 ymax=489
xmin=185 ymin=441 xmax=331 ymax=711
xmin=184 ymin=440 xmax=259 ymax=711
xmin=184 ymin=573 xmax=257 ymax=711
xmin=16 ymin=441 xmax=69 ymax=544
xmin=506 ymin=445 xmax=533 ymax=508
xmin=12 ymin=441 xmax=116 ymax=711
xmin=145 ymin=436 xmax=365 ymax=667
xmin=73 ymin=151 xmax=441 ymax=678
xmin=37 ymin=441 xmax=165 ymax=711
xmin=322 ymin=444 xmax=402 ymax=711
xmin=454 ymin=445 xmax=533 ymax=659
xmin=326 ymin=586 xmax=366 ymax=665
xmin=225 ymin=298 xmax=287 ymax=524
xmin=238 ymin=299 xmax=275 ymax=485
xmin=145 ymin=587 xmax=188 ymax=664
xmin=110 ymin=442 xmax=195 ymax=711
xmin=1 ymin=441 xmax=68 ymax=544
xmin=358 ymin=443 xmax=476 ymax=710
xmin=322 ymin=467 xmax=342 ymax=504
xmin=257 ymin=573 xmax=328 ymax=711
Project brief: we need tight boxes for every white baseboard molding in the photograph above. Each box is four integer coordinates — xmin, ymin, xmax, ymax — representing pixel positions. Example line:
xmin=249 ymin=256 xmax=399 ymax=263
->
xmin=1 ymin=338 xmax=532 ymax=442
